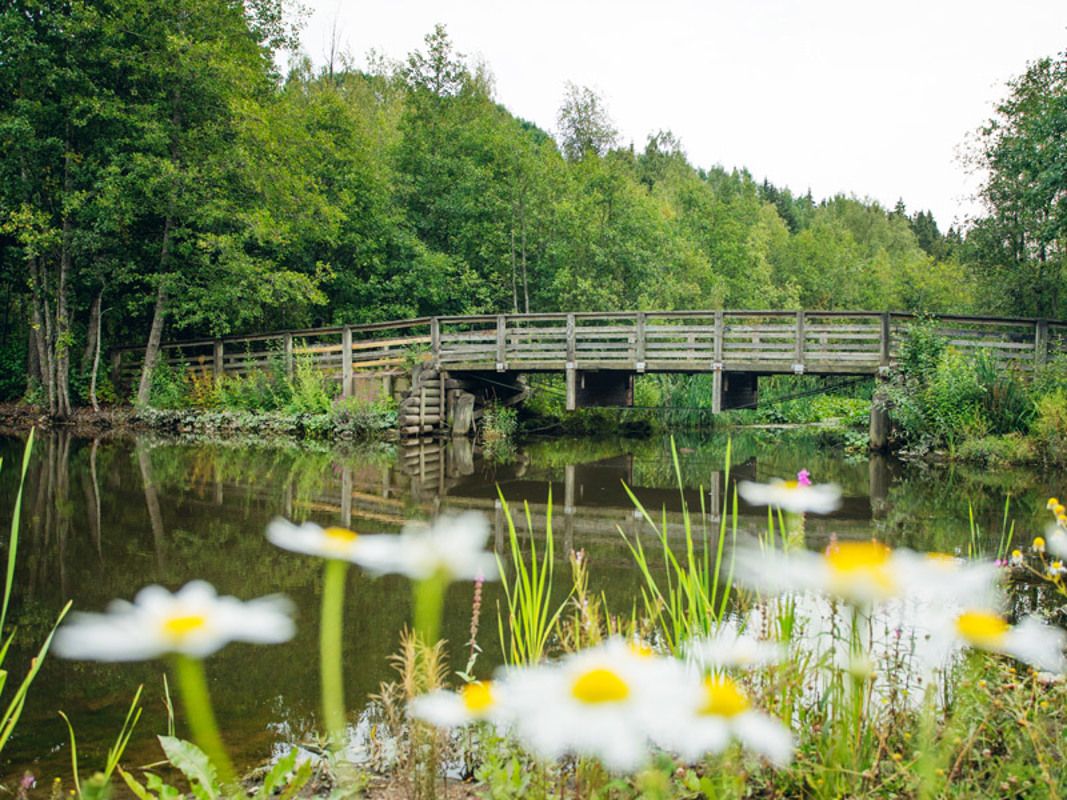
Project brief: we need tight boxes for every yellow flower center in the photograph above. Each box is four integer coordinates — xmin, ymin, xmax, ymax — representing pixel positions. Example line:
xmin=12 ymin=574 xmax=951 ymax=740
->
xmin=572 ymin=668 xmax=629 ymax=704
xmin=700 ymin=677 xmax=750 ymax=717
xmin=825 ymin=541 xmax=894 ymax=594
xmin=1048 ymin=498 xmax=1060 ymax=510
xmin=628 ymin=642 xmax=653 ymax=658
xmin=955 ymin=611 xmax=1009 ymax=648
xmin=325 ymin=526 xmax=358 ymax=543
xmin=1034 ymin=537 xmax=1046 ymax=550
xmin=162 ymin=614 xmax=207 ymax=641
xmin=925 ymin=552 xmax=956 ymax=567
xmin=461 ymin=681 xmax=494 ymax=712
xmin=782 ymin=480 xmax=800 ymax=490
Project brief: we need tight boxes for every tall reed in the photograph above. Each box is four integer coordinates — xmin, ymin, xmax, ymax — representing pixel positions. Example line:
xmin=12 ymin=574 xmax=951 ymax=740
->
xmin=620 ymin=438 xmax=736 ymax=653
xmin=495 ymin=490 xmax=570 ymax=666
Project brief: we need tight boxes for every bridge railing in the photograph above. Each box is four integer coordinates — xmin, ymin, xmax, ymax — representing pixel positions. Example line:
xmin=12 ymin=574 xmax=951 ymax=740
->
xmin=113 ymin=311 xmax=1067 ymax=396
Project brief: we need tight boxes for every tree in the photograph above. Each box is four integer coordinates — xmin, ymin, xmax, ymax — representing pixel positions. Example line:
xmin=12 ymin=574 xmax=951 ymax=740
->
xmin=556 ymin=83 xmax=617 ymax=162
xmin=965 ymin=52 xmax=1067 ymax=319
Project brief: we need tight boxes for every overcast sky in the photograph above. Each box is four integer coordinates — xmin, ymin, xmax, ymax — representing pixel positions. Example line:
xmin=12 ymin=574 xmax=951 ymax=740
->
xmin=294 ymin=0 xmax=1067 ymax=231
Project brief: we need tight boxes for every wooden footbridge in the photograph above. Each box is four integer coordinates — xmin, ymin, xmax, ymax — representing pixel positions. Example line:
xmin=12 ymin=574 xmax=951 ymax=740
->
xmin=113 ymin=310 xmax=1067 ymax=436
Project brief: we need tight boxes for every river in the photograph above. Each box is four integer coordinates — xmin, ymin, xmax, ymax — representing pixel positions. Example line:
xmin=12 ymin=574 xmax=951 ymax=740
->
xmin=1 ymin=429 xmax=1064 ymax=789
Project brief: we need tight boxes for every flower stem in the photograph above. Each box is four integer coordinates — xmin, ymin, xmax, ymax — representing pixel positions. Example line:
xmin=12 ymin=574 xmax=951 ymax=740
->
xmin=413 ymin=571 xmax=448 ymax=646
xmin=321 ymin=558 xmax=349 ymax=752
xmin=171 ymin=654 xmax=237 ymax=788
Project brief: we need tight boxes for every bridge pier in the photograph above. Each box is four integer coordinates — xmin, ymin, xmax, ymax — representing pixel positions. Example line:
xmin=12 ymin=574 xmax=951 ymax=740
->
xmin=869 ymin=389 xmax=890 ymax=451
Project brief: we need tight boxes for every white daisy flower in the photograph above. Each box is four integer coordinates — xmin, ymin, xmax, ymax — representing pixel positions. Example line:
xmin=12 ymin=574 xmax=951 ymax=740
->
xmin=53 ymin=580 xmax=295 ymax=662
xmin=267 ymin=518 xmax=387 ymax=562
xmin=503 ymin=639 xmax=669 ymax=772
xmin=411 ymin=680 xmax=507 ymax=727
xmin=951 ymin=611 xmax=1067 ymax=673
xmin=351 ymin=512 xmax=498 ymax=582
xmin=1046 ymin=529 xmax=1067 ymax=558
xmin=736 ymin=541 xmax=997 ymax=608
xmin=687 ymin=625 xmax=786 ymax=669
xmin=653 ymin=673 xmax=793 ymax=767
xmin=737 ymin=479 xmax=842 ymax=515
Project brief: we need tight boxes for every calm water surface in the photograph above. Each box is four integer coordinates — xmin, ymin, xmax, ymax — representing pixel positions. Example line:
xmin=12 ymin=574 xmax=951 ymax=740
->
xmin=1 ymin=429 xmax=1064 ymax=788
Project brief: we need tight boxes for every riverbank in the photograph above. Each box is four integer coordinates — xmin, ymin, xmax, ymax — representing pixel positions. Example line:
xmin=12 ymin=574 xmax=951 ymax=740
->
xmin=0 ymin=403 xmax=398 ymax=442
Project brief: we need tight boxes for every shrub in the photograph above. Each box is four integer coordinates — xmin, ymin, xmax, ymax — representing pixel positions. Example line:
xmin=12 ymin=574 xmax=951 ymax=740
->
xmin=284 ymin=358 xmax=338 ymax=415
xmin=956 ymin=433 xmax=1036 ymax=466
xmin=147 ymin=359 xmax=191 ymax=409
xmin=328 ymin=393 xmax=397 ymax=435
xmin=1031 ymin=389 xmax=1067 ymax=466
xmin=972 ymin=352 xmax=1035 ymax=435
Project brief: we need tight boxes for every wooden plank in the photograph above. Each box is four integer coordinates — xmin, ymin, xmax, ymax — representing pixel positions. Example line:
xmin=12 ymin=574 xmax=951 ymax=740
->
xmin=350 ymin=335 xmax=431 ymax=351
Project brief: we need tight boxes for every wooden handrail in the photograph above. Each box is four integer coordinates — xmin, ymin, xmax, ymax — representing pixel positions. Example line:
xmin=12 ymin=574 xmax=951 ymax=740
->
xmin=112 ymin=310 xmax=1067 ymax=391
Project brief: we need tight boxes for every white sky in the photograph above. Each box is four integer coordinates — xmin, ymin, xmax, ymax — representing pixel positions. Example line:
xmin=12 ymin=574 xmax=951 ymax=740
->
xmin=294 ymin=0 xmax=1067 ymax=231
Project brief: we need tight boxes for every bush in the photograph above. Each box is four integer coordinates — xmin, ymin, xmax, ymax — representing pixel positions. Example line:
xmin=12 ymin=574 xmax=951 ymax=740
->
xmin=888 ymin=343 xmax=985 ymax=450
xmin=1031 ymin=389 xmax=1067 ymax=466
xmin=284 ymin=358 xmax=338 ymax=415
xmin=956 ymin=433 xmax=1036 ymax=466
xmin=147 ymin=359 xmax=191 ymax=409
xmin=972 ymin=352 xmax=1035 ymax=435
xmin=328 ymin=393 xmax=397 ymax=435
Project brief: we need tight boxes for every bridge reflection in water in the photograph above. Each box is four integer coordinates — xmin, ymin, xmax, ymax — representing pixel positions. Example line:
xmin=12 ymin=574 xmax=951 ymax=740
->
xmin=275 ymin=439 xmax=891 ymax=559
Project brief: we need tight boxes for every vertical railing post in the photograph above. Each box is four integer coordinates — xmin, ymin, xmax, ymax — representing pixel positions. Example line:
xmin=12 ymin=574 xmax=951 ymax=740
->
xmin=213 ymin=339 xmax=223 ymax=379
xmin=496 ymin=315 xmax=507 ymax=372
xmin=566 ymin=313 xmax=576 ymax=411
xmin=712 ymin=311 xmax=724 ymax=414
xmin=1036 ymin=319 xmax=1049 ymax=369
xmin=342 ymin=326 xmax=353 ymax=398
xmin=794 ymin=310 xmax=805 ymax=372
xmin=880 ymin=312 xmax=891 ymax=368
xmin=283 ymin=332 xmax=294 ymax=380
xmin=635 ymin=312 xmax=646 ymax=371
xmin=431 ymin=317 xmax=441 ymax=371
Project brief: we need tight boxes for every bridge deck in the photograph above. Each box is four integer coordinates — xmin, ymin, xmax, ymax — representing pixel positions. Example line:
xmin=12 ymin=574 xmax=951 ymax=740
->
xmin=113 ymin=310 xmax=1067 ymax=407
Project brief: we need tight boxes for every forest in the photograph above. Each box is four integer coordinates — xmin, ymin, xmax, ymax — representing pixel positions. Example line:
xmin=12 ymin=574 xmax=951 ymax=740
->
xmin=2 ymin=0 xmax=1065 ymax=417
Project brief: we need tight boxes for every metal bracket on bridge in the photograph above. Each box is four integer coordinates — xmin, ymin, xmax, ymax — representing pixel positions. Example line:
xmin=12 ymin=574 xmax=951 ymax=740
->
xmin=878 ymin=365 xmax=891 ymax=378
xmin=496 ymin=362 xmax=508 ymax=372
xmin=792 ymin=363 xmax=805 ymax=375
xmin=711 ymin=362 xmax=723 ymax=372
xmin=635 ymin=361 xmax=646 ymax=373
xmin=565 ymin=361 xmax=576 ymax=370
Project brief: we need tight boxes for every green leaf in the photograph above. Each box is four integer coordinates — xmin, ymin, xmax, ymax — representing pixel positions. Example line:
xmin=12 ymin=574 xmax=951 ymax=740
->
xmin=145 ymin=772 xmax=182 ymax=800
xmin=117 ymin=767 xmax=154 ymax=800
xmin=253 ymin=748 xmax=296 ymax=800
xmin=273 ymin=759 xmax=312 ymax=800
xmin=157 ymin=736 xmax=220 ymax=800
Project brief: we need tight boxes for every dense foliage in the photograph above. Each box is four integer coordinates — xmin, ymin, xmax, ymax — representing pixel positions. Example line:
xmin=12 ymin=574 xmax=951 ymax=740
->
xmin=1 ymin=8 xmax=1062 ymax=415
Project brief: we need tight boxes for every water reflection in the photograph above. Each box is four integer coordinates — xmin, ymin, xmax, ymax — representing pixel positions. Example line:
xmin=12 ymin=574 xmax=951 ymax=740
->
xmin=0 ymin=429 xmax=1064 ymax=787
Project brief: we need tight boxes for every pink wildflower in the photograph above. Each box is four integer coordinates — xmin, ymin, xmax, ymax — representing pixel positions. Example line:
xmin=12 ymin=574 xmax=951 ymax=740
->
xmin=797 ymin=469 xmax=812 ymax=486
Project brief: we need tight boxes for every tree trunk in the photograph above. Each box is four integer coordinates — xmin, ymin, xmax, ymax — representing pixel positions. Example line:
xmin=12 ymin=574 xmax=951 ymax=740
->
xmin=510 ymin=211 xmax=518 ymax=313
xmin=520 ymin=192 xmax=530 ymax=313
xmin=28 ymin=255 xmax=57 ymax=415
xmin=137 ymin=279 xmax=169 ymax=406
xmin=54 ymin=184 xmax=74 ymax=419
xmin=88 ymin=286 xmax=104 ymax=411
xmin=26 ymin=317 xmax=41 ymax=397
xmin=136 ymin=209 xmax=175 ymax=406
xmin=81 ymin=286 xmax=102 ymax=374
